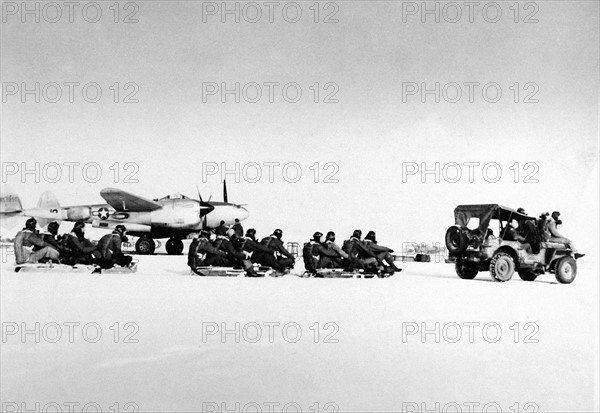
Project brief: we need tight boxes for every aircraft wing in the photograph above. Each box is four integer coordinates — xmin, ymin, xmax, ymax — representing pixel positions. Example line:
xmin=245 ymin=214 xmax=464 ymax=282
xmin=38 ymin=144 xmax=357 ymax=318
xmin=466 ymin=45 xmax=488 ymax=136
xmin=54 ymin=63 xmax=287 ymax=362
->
xmin=100 ymin=188 xmax=163 ymax=212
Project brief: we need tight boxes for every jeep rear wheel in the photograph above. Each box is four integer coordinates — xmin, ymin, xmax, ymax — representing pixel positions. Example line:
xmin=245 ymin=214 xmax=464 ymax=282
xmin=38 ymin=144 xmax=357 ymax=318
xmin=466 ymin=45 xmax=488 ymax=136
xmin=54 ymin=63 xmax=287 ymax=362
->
xmin=455 ymin=260 xmax=478 ymax=279
xmin=490 ymin=252 xmax=515 ymax=282
xmin=518 ymin=270 xmax=538 ymax=282
xmin=445 ymin=226 xmax=468 ymax=255
xmin=555 ymin=256 xmax=577 ymax=284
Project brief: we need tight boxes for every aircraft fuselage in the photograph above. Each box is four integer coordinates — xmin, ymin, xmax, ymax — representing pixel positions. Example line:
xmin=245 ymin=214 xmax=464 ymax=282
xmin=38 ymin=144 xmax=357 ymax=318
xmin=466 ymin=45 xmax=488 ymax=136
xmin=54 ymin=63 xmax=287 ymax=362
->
xmin=22 ymin=198 xmax=248 ymax=239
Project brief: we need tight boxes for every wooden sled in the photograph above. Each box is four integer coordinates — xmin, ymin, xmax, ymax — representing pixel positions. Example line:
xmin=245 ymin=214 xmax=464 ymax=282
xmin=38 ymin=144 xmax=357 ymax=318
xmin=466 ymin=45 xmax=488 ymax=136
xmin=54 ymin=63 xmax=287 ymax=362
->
xmin=14 ymin=263 xmax=98 ymax=274
xmin=310 ymin=269 xmax=377 ymax=279
xmin=192 ymin=265 xmax=288 ymax=277
xmin=100 ymin=262 xmax=138 ymax=274
xmin=193 ymin=266 xmax=247 ymax=277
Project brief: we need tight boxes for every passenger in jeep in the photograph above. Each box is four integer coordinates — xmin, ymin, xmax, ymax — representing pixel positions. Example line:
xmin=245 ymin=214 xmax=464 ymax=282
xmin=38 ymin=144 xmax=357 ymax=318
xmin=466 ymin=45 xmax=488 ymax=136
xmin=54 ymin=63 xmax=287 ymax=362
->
xmin=547 ymin=211 xmax=585 ymax=259
xmin=516 ymin=208 xmax=541 ymax=254
xmin=501 ymin=219 xmax=531 ymax=252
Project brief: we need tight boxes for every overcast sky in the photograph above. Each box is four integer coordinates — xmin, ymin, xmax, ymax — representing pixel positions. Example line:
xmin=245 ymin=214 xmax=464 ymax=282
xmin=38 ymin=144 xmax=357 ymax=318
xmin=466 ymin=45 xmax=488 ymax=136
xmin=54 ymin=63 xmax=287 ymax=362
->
xmin=1 ymin=1 xmax=598 ymax=250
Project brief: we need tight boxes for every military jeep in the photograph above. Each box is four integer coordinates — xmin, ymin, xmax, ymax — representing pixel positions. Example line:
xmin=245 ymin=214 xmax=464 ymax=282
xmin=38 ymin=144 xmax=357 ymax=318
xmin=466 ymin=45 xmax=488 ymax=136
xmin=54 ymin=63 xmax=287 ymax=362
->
xmin=445 ymin=204 xmax=577 ymax=283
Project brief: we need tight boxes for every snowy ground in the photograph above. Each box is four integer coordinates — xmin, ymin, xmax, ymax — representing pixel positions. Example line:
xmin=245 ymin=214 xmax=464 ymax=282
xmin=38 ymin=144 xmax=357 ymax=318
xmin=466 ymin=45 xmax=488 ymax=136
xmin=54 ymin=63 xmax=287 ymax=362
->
xmin=1 ymin=250 xmax=598 ymax=413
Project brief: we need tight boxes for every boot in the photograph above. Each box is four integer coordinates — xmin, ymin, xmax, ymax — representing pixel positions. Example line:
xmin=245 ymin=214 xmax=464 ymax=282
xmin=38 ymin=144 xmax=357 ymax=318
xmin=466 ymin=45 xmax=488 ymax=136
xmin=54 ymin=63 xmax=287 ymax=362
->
xmin=385 ymin=255 xmax=402 ymax=272
xmin=246 ymin=268 xmax=261 ymax=277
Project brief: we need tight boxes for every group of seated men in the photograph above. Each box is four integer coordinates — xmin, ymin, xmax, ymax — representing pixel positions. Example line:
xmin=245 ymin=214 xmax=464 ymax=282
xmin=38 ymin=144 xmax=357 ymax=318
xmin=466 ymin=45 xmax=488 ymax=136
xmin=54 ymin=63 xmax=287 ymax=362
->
xmin=187 ymin=228 xmax=295 ymax=277
xmin=303 ymin=229 xmax=402 ymax=277
xmin=14 ymin=218 xmax=133 ymax=269
xmin=500 ymin=209 xmax=584 ymax=259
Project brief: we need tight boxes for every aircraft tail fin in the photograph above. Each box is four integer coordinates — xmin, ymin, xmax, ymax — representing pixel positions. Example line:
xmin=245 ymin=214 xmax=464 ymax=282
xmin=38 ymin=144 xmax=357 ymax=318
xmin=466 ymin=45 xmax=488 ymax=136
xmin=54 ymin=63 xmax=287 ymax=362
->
xmin=37 ymin=191 xmax=61 ymax=210
xmin=0 ymin=185 xmax=24 ymax=230
xmin=0 ymin=185 xmax=23 ymax=214
xmin=36 ymin=191 xmax=62 ymax=227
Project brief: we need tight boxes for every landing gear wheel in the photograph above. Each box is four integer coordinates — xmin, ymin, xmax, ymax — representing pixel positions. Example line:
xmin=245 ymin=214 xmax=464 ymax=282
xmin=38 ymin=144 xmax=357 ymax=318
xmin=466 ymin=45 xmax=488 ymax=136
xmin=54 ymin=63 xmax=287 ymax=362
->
xmin=166 ymin=238 xmax=184 ymax=255
xmin=555 ymin=256 xmax=577 ymax=284
xmin=490 ymin=251 xmax=515 ymax=282
xmin=135 ymin=237 xmax=156 ymax=255
xmin=518 ymin=270 xmax=538 ymax=282
xmin=455 ymin=259 xmax=478 ymax=279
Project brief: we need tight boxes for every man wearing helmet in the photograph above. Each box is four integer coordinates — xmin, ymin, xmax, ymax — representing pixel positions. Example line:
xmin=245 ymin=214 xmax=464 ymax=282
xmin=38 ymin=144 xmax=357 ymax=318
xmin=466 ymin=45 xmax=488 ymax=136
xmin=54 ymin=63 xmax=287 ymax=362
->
xmin=547 ymin=211 xmax=585 ymax=259
xmin=96 ymin=225 xmax=133 ymax=269
xmin=14 ymin=218 xmax=60 ymax=264
xmin=65 ymin=221 xmax=99 ymax=264
xmin=342 ymin=229 xmax=382 ymax=274
xmin=302 ymin=231 xmax=340 ymax=275
xmin=320 ymin=231 xmax=351 ymax=268
xmin=240 ymin=229 xmax=276 ymax=260
xmin=214 ymin=232 xmax=260 ymax=277
xmin=188 ymin=230 xmax=228 ymax=271
xmin=37 ymin=221 xmax=72 ymax=261
xmin=255 ymin=229 xmax=295 ymax=271
xmin=363 ymin=230 xmax=402 ymax=273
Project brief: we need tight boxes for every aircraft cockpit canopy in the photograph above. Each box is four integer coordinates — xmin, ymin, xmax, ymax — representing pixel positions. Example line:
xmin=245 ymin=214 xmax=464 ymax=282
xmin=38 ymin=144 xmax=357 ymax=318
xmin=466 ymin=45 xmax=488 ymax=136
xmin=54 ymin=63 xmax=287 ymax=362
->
xmin=154 ymin=193 xmax=191 ymax=201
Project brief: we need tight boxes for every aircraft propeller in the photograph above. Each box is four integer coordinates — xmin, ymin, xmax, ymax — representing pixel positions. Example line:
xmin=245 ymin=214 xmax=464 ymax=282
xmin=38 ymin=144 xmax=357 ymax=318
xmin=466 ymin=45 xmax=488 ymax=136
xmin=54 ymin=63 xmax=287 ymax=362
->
xmin=196 ymin=184 xmax=214 ymax=228
xmin=194 ymin=180 xmax=246 ymax=228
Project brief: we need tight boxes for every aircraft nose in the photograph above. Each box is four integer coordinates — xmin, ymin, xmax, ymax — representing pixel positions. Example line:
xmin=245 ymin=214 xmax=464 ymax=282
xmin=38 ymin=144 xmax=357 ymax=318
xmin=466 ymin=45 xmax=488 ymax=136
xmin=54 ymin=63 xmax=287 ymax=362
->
xmin=236 ymin=205 xmax=249 ymax=220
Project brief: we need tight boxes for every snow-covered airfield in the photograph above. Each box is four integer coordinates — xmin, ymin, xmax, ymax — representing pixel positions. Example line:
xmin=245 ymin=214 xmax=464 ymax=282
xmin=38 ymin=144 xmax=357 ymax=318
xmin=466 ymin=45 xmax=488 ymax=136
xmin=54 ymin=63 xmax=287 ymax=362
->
xmin=2 ymin=247 xmax=598 ymax=412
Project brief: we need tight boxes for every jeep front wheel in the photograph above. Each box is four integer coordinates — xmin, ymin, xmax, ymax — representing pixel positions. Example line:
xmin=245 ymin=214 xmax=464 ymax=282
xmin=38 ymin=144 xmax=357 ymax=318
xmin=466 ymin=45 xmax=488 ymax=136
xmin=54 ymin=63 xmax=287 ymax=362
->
xmin=518 ymin=270 xmax=538 ymax=282
xmin=555 ymin=256 xmax=577 ymax=284
xmin=455 ymin=260 xmax=478 ymax=279
xmin=490 ymin=252 xmax=515 ymax=282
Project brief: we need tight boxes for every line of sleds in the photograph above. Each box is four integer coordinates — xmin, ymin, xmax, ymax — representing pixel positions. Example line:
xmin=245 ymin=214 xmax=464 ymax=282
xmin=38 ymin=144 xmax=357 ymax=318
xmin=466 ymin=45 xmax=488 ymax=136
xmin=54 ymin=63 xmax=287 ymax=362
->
xmin=192 ymin=264 xmax=390 ymax=278
xmin=14 ymin=261 xmax=138 ymax=274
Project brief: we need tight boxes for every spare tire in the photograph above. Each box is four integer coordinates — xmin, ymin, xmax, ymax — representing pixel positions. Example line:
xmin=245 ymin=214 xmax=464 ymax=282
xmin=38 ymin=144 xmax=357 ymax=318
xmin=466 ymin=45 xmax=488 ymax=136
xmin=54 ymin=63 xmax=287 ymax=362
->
xmin=445 ymin=226 xmax=468 ymax=255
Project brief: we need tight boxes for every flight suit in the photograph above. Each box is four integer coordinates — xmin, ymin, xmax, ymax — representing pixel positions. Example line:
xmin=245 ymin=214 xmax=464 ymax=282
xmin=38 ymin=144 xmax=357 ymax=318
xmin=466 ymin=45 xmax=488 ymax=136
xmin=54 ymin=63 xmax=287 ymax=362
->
xmin=342 ymin=237 xmax=378 ymax=271
xmin=254 ymin=236 xmax=295 ymax=271
xmin=96 ymin=232 xmax=133 ymax=269
xmin=188 ymin=236 xmax=228 ymax=271
xmin=14 ymin=229 xmax=60 ymax=264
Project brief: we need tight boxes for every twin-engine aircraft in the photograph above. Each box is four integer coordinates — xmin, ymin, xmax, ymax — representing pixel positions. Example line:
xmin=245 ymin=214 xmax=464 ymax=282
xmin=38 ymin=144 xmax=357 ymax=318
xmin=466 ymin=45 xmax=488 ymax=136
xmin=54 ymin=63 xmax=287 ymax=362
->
xmin=0 ymin=181 xmax=248 ymax=254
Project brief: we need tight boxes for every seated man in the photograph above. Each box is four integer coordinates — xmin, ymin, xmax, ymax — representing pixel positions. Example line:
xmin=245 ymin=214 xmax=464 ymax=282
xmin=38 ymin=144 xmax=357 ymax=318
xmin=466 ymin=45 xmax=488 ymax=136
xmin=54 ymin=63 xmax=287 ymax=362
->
xmin=501 ymin=219 xmax=532 ymax=253
xmin=254 ymin=229 xmax=295 ymax=271
xmin=14 ymin=218 xmax=60 ymax=264
xmin=538 ymin=212 xmax=551 ymax=242
xmin=303 ymin=231 xmax=340 ymax=275
xmin=188 ymin=230 xmax=228 ymax=271
xmin=515 ymin=208 xmax=541 ymax=254
xmin=547 ymin=211 xmax=584 ymax=259
xmin=39 ymin=222 xmax=72 ymax=261
xmin=342 ymin=230 xmax=382 ymax=274
xmin=64 ymin=221 xmax=99 ymax=265
xmin=320 ymin=231 xmax=356 ymax=271
xmin=95 ymin=225 xmax=133 ymax=269
xmin=214 ymin=233 xmax=259 ymax=277
xmin=363 ymin=231 xmax=402 ymax=272
xmin=240 ymin=229 xmax=277 ymax=262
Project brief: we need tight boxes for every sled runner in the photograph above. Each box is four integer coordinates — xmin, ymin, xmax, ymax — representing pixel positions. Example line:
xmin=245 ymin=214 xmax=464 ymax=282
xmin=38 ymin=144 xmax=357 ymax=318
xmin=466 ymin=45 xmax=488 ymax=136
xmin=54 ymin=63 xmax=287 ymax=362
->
xmin=101 ymin=262 xmax=138 ymax=274
xmin=303 ymin=269 xmax=388 ymax=279
xmin=192 ymin=265 xmax=288 ymax=277
xmin=193 ymin=266 xmax=247 ymax=277
xmin=14 ymin=263 xmax=97 ymax=273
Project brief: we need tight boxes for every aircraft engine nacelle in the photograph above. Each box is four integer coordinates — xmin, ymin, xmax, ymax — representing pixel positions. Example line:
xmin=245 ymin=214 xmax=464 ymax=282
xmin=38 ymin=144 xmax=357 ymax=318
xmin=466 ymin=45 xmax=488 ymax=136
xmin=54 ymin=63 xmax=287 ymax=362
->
xmin=66 ymin=206 xmax=92 ymax=221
